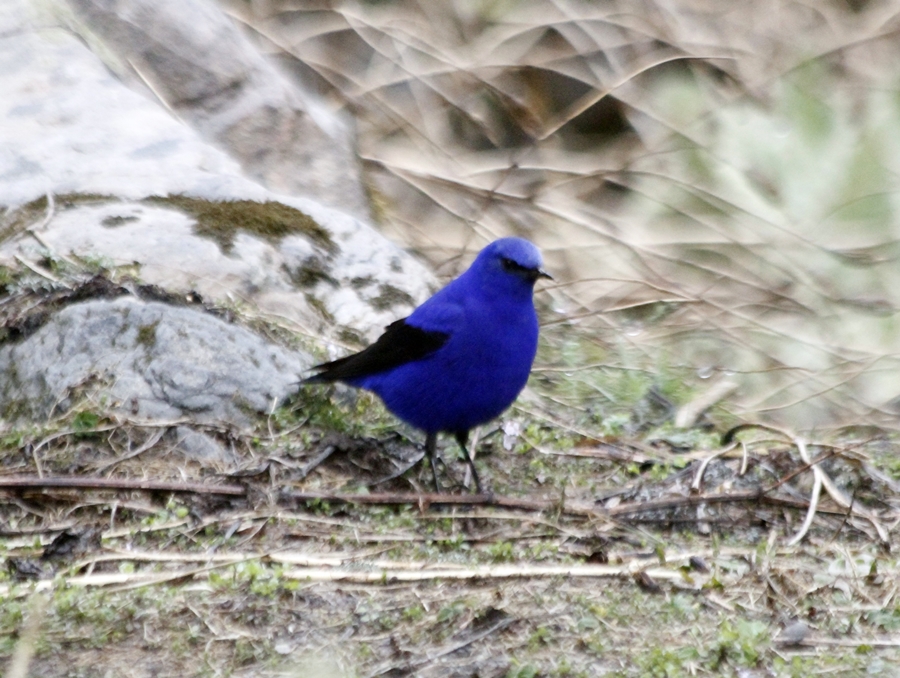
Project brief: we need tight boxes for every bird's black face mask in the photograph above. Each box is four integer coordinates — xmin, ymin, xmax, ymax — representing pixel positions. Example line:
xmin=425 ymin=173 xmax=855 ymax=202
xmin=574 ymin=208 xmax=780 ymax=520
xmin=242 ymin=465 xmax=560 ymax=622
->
xmin=500 ymin=256 xmax=552 ymax=282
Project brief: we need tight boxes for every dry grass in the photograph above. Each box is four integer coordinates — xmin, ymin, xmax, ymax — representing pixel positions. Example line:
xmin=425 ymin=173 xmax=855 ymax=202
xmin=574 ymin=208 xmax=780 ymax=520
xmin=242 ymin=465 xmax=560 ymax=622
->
xmin=222 ymin=0 xmax=900 ymax=432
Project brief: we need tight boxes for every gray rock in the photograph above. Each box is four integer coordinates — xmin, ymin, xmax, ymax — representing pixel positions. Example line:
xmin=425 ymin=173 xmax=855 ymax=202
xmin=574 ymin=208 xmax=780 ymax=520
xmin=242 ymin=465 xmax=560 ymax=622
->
xmin=775 ymin=620 xmax=810 ymax=647
xmin=172 ymin=426 xmax=232 ymax=463
xmin=0 ymin=297 xmax=311 ymax=426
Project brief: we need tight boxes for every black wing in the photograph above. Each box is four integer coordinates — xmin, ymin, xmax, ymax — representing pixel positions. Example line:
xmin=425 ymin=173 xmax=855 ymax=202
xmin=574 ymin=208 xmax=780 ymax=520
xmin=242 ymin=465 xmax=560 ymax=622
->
xmin=304 ymin=318 xmax=449 ymax=383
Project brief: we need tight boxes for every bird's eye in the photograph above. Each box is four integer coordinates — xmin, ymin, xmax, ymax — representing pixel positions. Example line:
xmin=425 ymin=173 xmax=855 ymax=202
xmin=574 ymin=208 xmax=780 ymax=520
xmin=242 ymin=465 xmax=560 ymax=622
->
xmin=501 ymin=257 xmax=523 ymax=272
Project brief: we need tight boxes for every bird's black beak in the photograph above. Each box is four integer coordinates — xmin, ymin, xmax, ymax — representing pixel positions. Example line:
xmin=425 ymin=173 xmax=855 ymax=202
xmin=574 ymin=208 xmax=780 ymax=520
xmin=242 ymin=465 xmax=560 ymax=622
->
xmin=536 ymin=268 xmax=553 ymax=281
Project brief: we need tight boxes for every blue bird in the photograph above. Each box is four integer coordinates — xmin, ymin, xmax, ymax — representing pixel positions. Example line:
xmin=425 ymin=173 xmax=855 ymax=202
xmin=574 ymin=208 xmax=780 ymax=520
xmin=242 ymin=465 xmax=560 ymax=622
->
xmin=305 ymin=237 xmax=551 ymax=492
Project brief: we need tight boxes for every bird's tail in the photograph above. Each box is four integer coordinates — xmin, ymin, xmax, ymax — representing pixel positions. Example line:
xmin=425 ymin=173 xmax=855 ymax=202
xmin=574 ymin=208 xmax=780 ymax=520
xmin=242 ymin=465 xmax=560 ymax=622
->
xmin=299 ymin=372 xmax=331 ymax=385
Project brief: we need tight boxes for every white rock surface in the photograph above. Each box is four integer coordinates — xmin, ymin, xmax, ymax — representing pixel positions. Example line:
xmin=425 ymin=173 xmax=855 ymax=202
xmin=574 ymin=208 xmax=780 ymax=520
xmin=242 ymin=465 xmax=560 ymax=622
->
xmin=64 ymin=0 xmax=371 ymax=221
xmin=0 ymin=0 xmax=435 ymax=339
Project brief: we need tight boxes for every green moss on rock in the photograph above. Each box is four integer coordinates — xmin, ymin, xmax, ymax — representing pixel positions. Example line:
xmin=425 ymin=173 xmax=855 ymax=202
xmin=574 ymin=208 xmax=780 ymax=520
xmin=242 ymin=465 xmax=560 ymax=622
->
xmin=303 ymin=292 xmax=334 ymax=323
xmin=101 ymin=215 xmax=139 ymax=227
xmin=144 ymin=195 xmax=335 ymax=255
xmin=371 ymin=284 xmax=415 ymax=311
xmin=136 ymin=320 xmax=160 ymax=348
xmin=287 ymin=259 xmax=336 ymax=288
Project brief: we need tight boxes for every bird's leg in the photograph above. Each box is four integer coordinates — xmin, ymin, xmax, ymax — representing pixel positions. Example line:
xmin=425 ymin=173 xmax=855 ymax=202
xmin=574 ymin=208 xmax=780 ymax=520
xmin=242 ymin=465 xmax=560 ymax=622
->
xmin=454 ymin=430 xmax=482 ymax=493
xmin=425 ymin=431 xmax=441 ymax=492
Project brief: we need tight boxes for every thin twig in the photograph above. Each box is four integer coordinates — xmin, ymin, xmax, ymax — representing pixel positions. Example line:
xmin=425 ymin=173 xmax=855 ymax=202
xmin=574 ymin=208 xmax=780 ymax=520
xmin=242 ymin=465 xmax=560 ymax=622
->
xmin=280 ymin=562 xmax=702 ymax=584
xmin=690 ymin=443 xmax=737 ymax=492
xmin=786 ymin=438 xmax=823 ymax=546
xmin=0 ymin=475 xmax=245 ymax=495
xmin=818 ymin=469 xmax=889 ymax=544
xmin=31 ymin=425 xmax=122 ymax=456
xmin=607 ymin=492 xmax=815 ymax=517
xmin=6 ymin=589 xmax=50 ymax=678
xmin=24 ymin=192 xmax=79 ymax=269
xmin=298 ymin=445 xmax=338 ymax=480
xmin=0 ymin=559 xmax=710 ymax=599
xmin=367 ymin=614 xmax=513 ymax=677
xmin=13 ymin=254 xmax=71 ymax=288
xmin=675 ymin=378 xmax=739 ymax=429
xmin=790 ymin=637 xmax=900 ymax=649
xmin=283 ymin=489 xmax=556 ymax=512
xmin=370 ymin=451 xmax=425 ymax=486
xmin=35 ymin=192 xmax=56 ymax=230
xmin=763 ymin=448 xmax=839 ymax=492
xmin=95 ymin=428 xmax=166 ymax=472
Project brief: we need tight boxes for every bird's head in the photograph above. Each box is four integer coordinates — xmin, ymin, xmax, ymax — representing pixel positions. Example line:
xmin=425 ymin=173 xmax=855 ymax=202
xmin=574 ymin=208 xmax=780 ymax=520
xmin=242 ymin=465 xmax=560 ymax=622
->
xmin=469 ymin=237 xmax=551 ymax=298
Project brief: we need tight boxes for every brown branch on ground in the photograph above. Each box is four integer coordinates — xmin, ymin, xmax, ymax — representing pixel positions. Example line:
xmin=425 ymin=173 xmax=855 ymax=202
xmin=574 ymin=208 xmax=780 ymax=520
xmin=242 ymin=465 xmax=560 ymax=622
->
xmin=281 ymin=476 xmax=894 ymax=546
xmin=282 ymin=490 xmax=559 ymax=513
xmin=0 ymin=475 xmax=246 ymax=496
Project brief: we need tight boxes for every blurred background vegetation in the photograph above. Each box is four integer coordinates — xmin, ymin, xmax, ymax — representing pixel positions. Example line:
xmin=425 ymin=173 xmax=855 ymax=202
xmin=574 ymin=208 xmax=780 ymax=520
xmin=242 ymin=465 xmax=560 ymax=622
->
xmin=223 ymin=0 xmax=900 ymax=435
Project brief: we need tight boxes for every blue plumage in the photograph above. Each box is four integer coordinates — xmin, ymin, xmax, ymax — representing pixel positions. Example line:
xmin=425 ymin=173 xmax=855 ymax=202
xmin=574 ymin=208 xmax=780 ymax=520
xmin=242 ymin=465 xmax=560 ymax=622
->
xmin=306 ymin=237 xmax=550 ymax=492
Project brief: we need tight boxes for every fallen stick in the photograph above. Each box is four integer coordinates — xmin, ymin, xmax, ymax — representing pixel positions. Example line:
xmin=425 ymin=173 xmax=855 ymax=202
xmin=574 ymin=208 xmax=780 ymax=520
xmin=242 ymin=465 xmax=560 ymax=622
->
xmin=283 ymin=490 xmax=584 ymax=514
xmin=0 ymin=475 xmax=245 ymax=496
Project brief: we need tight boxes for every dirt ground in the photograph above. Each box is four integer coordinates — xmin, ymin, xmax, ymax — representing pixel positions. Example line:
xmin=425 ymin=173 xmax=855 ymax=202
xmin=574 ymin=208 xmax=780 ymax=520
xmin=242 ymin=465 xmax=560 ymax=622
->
xmin=2 ymin=407 xmax=900 ymax=678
